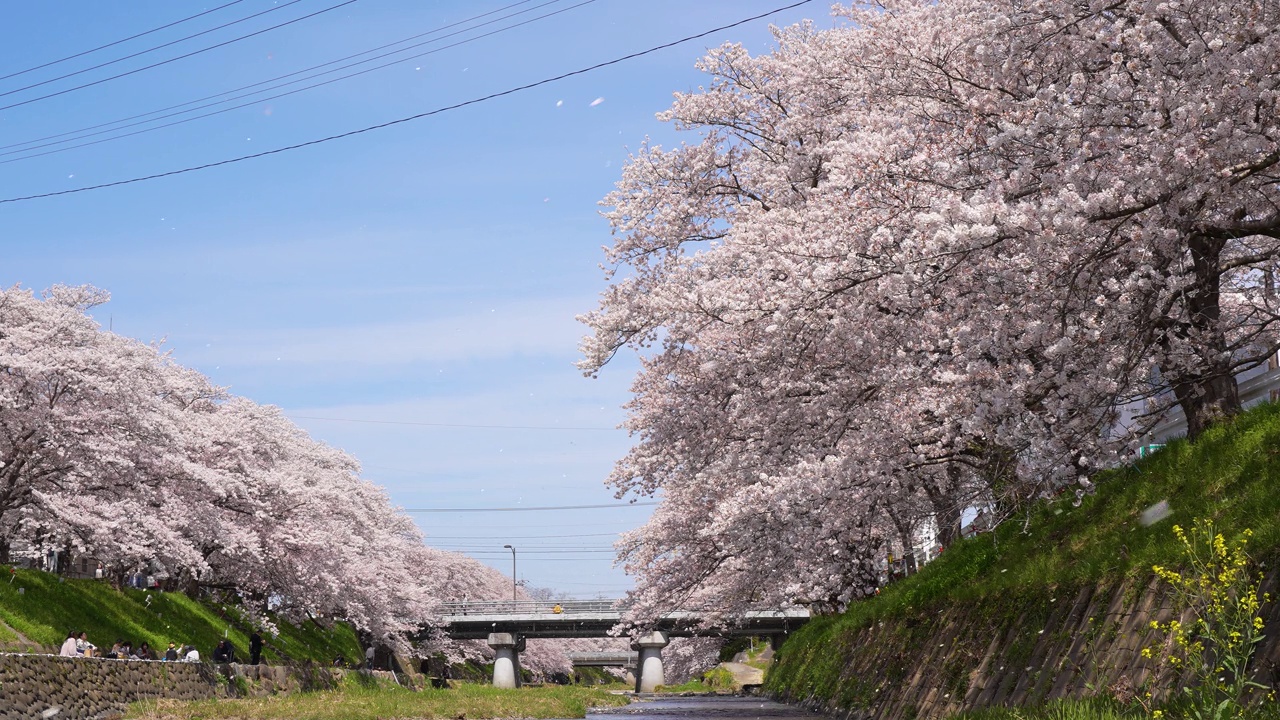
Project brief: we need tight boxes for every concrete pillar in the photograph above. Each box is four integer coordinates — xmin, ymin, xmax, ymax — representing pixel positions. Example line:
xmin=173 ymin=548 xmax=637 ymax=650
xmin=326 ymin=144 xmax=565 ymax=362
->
xmin=632 ymin=630 xmax=669 ymax=693
xmin=488 ymin=633 xmax=521 ymax=689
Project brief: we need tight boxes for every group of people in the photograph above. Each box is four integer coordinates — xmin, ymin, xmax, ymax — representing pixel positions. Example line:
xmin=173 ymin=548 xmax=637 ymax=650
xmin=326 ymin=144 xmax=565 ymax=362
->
xmin=57 ymin=631 xmax=266 ymax=665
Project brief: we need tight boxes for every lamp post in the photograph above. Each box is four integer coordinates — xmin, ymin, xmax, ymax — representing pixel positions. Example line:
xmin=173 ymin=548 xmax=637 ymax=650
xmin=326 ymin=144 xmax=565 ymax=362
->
xmin=503 ymin=544 xmax=517 ymax=603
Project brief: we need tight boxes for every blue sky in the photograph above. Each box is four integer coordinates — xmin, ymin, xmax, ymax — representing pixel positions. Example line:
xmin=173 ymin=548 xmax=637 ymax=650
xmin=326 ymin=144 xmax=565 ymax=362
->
xmin=0 ymin=0 xmax=830 ymax=597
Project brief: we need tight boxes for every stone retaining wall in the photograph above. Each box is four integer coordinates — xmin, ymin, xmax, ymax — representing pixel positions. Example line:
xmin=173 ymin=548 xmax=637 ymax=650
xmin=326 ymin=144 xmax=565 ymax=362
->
xmin=771 ymin=570 xmax=1280 ymax=720
xmin=0 ymin=654 xmax=362 ymax=719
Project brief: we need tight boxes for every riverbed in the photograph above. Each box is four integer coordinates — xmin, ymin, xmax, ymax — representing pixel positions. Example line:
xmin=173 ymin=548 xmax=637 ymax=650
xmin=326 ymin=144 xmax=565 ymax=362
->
xmin=588 ymin=695 xmax=828 ymax=720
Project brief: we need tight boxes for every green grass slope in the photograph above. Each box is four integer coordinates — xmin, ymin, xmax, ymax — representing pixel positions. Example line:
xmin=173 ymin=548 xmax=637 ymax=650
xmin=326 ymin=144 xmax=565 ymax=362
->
xmin=0 ymin=569 xmax=362 ymax=665
xmin=768 ymin=401 xmax=1280 ymax=704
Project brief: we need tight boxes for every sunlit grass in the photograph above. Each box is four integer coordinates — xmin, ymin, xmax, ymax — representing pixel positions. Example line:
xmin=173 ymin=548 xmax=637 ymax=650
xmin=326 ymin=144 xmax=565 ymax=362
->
xmin=125 ymin=683 xmax=632 ymax=720
xmin=769 ymin=402 xmax=1280 ymax=706
xmin=0 ymin=568 xmax=361 ymax=664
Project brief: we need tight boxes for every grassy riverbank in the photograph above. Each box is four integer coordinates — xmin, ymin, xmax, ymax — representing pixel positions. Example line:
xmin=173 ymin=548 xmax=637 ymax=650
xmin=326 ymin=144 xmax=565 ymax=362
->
xmin=0 ymin=568 xmax=361 ymax=664
xmin=769 ymin=402 xmax=1280 ymax=716
xmin=125 ymin=683 xmax=632 ymax=720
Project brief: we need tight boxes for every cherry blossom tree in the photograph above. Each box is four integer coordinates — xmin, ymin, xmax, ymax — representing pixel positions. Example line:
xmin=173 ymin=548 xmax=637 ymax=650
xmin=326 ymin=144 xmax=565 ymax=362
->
xmin=0 ymin=284 xmax=516 ymax=649
xmin=583 ymin=0 xmax=1280 ymax=620
xmin=0 ymin=285 xmax=191 ymax=567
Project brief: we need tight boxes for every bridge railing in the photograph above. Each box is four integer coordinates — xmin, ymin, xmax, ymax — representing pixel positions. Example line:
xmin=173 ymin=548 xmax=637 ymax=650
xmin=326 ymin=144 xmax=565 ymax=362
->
xmin=439 ymin=599 xmax=622 ymax=616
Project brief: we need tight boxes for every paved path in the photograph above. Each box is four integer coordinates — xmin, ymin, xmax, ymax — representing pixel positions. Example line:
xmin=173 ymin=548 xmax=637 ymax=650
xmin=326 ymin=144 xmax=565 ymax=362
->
xmin=719 ymin=662 xmax=765 ymax=687
xmin=587 ymin=695 xmax=828 ymax=720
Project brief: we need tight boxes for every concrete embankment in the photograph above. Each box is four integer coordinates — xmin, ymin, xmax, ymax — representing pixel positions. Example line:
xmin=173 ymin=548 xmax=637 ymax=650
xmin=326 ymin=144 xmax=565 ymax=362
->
xmin=592 ymin=695 xmax=825 ymax=720
xmin=768 ymin=572 xmax=1280 ymax=720
xmin=0 ymin=654 xmax=391 ymax=719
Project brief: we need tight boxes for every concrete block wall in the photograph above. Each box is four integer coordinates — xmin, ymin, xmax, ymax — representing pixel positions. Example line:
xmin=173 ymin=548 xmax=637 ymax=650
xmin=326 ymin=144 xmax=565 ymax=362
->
xmin=0 ymin=654 xmax=222 ymax=719
xmin=773 ymin=570 xmax=1280 ymax=720
xmin=0 ymin=654 xmax=353 ymax=719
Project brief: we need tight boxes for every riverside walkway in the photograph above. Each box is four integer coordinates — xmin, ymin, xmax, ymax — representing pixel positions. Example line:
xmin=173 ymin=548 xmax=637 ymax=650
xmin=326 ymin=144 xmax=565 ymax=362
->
xmin=439 ymin=599 xmax=809 ymax=692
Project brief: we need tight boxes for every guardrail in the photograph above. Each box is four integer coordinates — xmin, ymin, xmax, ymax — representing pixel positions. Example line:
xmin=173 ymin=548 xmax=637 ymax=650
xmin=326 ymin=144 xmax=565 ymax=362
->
xmin=439 ymin=599 xmax=622 ymax=616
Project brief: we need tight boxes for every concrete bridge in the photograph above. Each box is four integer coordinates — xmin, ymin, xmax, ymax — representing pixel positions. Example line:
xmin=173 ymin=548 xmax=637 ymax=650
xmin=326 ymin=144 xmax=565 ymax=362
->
xmin=568 ymin=651 xmax=639 ymax=668
xmin=439 ymin=599 xmax=809 ymax=692
xmin=567 ymin=651 xmax=640 ymax=683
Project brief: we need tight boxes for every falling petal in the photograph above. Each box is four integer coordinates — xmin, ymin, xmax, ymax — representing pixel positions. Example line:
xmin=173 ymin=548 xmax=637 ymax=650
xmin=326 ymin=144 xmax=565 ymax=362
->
xmin=1140 ymin=499 xmax=1172 ymax=526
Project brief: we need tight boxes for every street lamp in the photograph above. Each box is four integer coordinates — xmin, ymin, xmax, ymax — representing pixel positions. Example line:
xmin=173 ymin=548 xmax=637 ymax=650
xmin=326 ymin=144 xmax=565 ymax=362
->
xmin=503 ymin=544 xmax=517 ymax=603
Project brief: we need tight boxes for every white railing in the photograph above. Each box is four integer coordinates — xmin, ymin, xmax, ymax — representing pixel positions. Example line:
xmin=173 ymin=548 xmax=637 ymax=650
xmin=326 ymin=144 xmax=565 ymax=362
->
xmin=439 ymin=599 xmax=622 ymax=616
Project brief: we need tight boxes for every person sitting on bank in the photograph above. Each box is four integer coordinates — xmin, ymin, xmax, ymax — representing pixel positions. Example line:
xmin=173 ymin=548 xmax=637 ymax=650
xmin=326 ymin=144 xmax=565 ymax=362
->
xmin=59 ymin=631 xmax=79 ymax=657
xmin=212 ymin=639 xmax=236 ymax=664
xmin=76 ymin=632 xmax=96 ymax=658
xmin=107 ymin=639 xmax=125 ymax=659
xmin=136 ymin=642 xmax=155 ymax=660
xmin=164 ymin=642 xmax=179 ymax=661
xmin=182 ymin=645 xmax=200 ymax=662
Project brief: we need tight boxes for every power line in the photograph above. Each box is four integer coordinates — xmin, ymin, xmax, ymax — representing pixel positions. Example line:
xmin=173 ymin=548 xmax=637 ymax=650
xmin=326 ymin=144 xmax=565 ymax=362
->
xmin=294 ymin=415 xmax=615 ymax=431
xmin=430 ymin=521 xmax=638 ymax=531
xmin=430 ymin=541 xmax=625 ymax=548
xmin=425 ymin=532 xmax=624 ymax=539
xmin=0 ymin=0 xmax=305 ymax=99
xmin=430 ymin=543 xmax=618 ymax=549
xmin=0 ymin=0 xmax=594 ymax=166
xmin=437 ymin=545 xmax=616 ymax=550
xmin=463 ymin=556 xmax=617 ymax=562
xmin=0 ymin=0 xmax=359 ymax=113
xmin=0 ymin=0 xmax=580 ymax=160
xmin=405 ymin=502 xmax=657 ymax=513
xmin=0 ymin=0 xmax=250 ymax=83
xmin=539 ymin=581 xmax=632 ymax=587
xmin=0 ymin=0 xmax=819 ymax=205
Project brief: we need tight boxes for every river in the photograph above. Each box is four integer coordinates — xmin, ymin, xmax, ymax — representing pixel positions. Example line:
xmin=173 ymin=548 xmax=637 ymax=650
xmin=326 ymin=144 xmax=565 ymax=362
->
xmin=587 ymin=695 xmax=829 ymax=720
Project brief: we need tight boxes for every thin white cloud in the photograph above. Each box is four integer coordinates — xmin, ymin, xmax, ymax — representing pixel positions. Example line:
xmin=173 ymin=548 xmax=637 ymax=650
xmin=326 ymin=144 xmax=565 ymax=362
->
xmin=182 ymin=297 xmax=589 ymax=368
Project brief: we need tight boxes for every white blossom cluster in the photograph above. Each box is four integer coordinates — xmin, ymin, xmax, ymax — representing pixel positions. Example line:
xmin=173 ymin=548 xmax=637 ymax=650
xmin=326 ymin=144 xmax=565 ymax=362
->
xmin=0 ymin=285 xmax=574 ymax=670
xmin=582 ymin=0 xmax=1280 ymax=622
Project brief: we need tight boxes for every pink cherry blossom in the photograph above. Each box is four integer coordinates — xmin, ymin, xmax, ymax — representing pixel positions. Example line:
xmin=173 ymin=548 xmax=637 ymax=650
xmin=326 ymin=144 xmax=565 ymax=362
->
xmin=583 ymin=1 xmax=1280 ymax=621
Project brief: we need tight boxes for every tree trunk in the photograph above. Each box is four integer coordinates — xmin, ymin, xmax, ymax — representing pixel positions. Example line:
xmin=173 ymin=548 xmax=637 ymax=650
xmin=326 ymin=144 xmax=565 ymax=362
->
xmin=1164 ymin=234 xmax=1242 ymax=440
xmin=924 ymin=467 xmax=963 ymax=549
xmin=1169 ymin=369 xmax=1239 ymax=440
xmin=886 ymin=507 xmax=918 ymax=577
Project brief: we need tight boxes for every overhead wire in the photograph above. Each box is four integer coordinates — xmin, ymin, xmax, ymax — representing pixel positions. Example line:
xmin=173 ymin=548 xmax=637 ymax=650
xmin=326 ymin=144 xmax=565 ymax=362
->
xmin=0 ymin=0 xmax=583 ymax=161
xmin=458 ymin=557 xmax=615 ymax=562
xmin=295 ymin=415 xmax=615 ymax=431
xmin=0 ymin=1 xmax=596 ymax=166
xmin=0 ymin=0 xmax=542 ymax=151
xmin=429 ymin=543 xmax=618 ymax=548
xmin=435 ymin=545 xmax=614 ymax=550
xmin=429 ymin=521 xmax=639 ymax=531
xmin=0 ymin=0 xmax=250 ymax=82
xmin=427 ymin=540 xmax=616 ymax=545
xmin=0 ymin=0 xmax=306 ymax=98
xmin=0 ymin=0 xmax=819 ymax=205
xmin=0 ymin=0 xmax=360 ymax=113
xmin=425 ymin=532 xmax=624 ymax=539
xmin=404 ymin=503 xmax=657 ymax=513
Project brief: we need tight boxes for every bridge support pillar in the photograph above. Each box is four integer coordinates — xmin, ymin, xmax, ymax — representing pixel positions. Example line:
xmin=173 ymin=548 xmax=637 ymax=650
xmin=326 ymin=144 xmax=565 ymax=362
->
xmin=488 ymin=632 xmax=522 ymax=688
xmin=632 ymin=630 xmax=669 ymax=693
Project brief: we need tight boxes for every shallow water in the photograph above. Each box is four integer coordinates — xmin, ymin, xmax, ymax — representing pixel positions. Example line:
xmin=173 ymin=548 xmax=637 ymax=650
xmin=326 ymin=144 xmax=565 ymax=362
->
xmin=586 ymin=695 xmax=829 ymax=720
